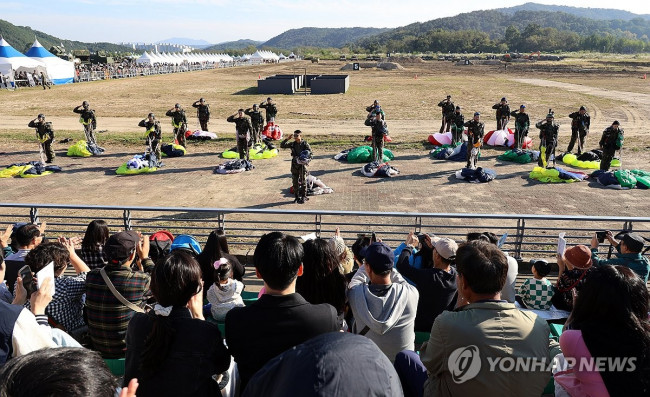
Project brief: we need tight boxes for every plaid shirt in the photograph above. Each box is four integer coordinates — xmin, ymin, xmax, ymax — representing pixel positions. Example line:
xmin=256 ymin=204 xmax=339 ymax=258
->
xmin=85 ymin=262 xmax=152 ymax=358
xmin=80 ymin=245 xmax=108 ymax=270
xmin=22 ymin=273 xmax=87 ymax=332
xmin=518 ymin=278 xmax=554 ymax=310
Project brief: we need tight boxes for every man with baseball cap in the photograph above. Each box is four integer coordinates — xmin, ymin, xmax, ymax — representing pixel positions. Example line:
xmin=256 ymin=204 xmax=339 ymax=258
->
xmin=85 ymin=231 xmax=154 ymax=358
xmin=347 ymin=241 xmax=419 ymax=362
xmin=396 ymin=232 xmax=458 ymax=332
xmin=591 ymin=231 xmax=649 ymax=282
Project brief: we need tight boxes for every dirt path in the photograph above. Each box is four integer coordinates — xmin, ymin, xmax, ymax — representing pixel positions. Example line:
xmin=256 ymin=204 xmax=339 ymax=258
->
xmin=511 ymin=78 xmax=650 ymax=106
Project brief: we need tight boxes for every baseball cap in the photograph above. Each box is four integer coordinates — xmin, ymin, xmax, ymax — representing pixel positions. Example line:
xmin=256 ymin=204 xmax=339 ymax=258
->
xmin=621 ymin=232 xmax=644 ymax=253
xmin=501 ymin=97 xmax=507 ymax=101
xmin=105 ymin=231 xmax=140 ymax=263
xmin=432 ymin=237 xmax=458 ymax=260
xmin=361 ymin=242 xmax=394 ymax=273
xmin=564 ymin=245 xmax=592 ymax=269
xmin=174 ymin=103 xmax=180 ymax=108
xmin=520 ymin=104 xmax=526 ymax=109
xmin=579 ymin=106 xmax=586 ymax=111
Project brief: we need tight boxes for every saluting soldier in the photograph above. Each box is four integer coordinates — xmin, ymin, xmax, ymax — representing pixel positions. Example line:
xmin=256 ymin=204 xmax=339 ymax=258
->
xmin=437 ymin=95 xmax=455 ymax=133
xmin=280 ymin=130 xmax=312 ymax=204
xmin=192 ymin=98 xmax=211 ymax=132
xmin=73 ymin=101 xmax=98 ymax=147
xmin=364 ymin=112 xmax=388 ymax=162
xmin=599 ymin=121 xmax=624 ymax=171
xmin=138 ymin=113 xmax=162 ymax=166
xmin=28 ymin=114 xmax=55 ymax=164
xmin=567 ymin=106 xmax=591 ymax=154
xmin=464 ymin=112 xmax=484 ymax=169
xmin=165 ymin=103 xmax=188 ymax=148
xmin=510 ymin=105 xmax=530 ymax=150
xmin=536 ymin=112 xmax=560 ymax=168
xmin=259 ymin=97 xmax=278 ymax=125
xmin=244 ymin=104 xmax=264 ymax=144
xmin=365 ymin=99 xmax=380 ymax=113
xmin=227 ymin=109 xmax=252 ymax=161
xmin=449 ymin=106 xmax=465 ymax=145
xmin=492 ymin=97 xmax=510 ymax=130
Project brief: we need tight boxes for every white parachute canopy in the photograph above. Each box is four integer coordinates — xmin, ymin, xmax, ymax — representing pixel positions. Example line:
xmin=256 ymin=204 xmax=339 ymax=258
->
xmin=0 ymin=37 xmax=46 ymax=77
xmin=25 ymin=39 xmax=75 ymax=84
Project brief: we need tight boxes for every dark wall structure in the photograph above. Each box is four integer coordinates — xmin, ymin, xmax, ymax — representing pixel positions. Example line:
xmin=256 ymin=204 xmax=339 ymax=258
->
xmin=258 ymin=74 xmax=349 ymax=94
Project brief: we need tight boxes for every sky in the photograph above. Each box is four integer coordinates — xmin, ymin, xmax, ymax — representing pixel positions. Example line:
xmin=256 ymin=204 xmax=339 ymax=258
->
xmin=2 ymin=0 xmax=650 ymax=45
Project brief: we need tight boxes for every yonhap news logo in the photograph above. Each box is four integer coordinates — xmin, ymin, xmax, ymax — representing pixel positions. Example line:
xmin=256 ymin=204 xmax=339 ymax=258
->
xmin=448 ymin=345 xmax=481 ymax=384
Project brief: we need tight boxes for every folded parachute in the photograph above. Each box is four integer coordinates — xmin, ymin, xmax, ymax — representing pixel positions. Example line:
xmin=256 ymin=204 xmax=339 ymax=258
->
xmin=428 ymin=131 xmax=455 ymax=146
xmin=560 ymin=151 xmax=621 ymax=170
xmin=593 ymin=169 xmax=650 ymax=190
xmin=431 ymin=143 xmax=469 ymax=162
xmin=455 ymin=167 xmax=496 ymax=183
xmin=116 ymin=154 xmax=157 ymax=175
xmin=222 ymin=142 xmax=278 ymax=160
xmin=161 ymin=143 xmax=187 ymax=157
xmin=498 ymin=149 xmax=540 ymax=164
xmin=67 ymin=140 xmax=104 ymax=157
xmin=361 ymin=161 xmax=399 ymax=178
xmin=289 ymin=175 xmax=334 ymax=196
xmin=483 ymin=129 xmax=533 ymax=149
xmin=187 ymin=130 xmax=217 ymax=141
xmin=215 ymin=159 xmax=255 ymax=174
xmin=529 ymin=166 xmax=587 ymax=183
xmin=0 ymin=161 xmax=62 ymax=178
xmin=335 ymin=146 xmax=394 ymax=163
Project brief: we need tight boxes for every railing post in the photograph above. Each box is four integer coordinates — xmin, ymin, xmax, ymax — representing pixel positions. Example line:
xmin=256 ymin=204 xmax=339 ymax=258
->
xmin=315 ymin=214 xmax=322 ymax=238
xmin=123 ymin=210 xmax=132 ymax=230
xmin=217 ymin=213 xmax=225 ymax=231
xmin=514 ymin=218 xmax=526 ymax=260
xmin=414 ymin=216 xmax=422 ymax=234
xmin=29 ymin=207 xmax=39 ymax=224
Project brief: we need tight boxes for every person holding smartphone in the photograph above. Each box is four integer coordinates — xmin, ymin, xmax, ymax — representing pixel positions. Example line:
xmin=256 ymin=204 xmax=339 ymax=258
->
xmin=590 ymin=231 xmax=649 ymax=282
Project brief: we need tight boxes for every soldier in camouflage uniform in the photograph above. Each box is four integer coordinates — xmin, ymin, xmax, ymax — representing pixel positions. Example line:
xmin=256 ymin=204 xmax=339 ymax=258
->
xmin=192 ymin=98 xmax=211 ymax=132
xmin=28 ymin=114 xmax=55 ymax=163
xmin=73 ymin=101 xmax=98 ymax=147
xmin=599 ymin=121 xmax=624 ymax=171
xmin=165 ymin=103 xmax=188 ymax=148
xmin=227 ymin=109 xmax=252 ymax=161
xmin=260 ymin=97 xmax=278 ymax=125
xmin=492 ymin=97 xmax=510 ymax=130
xmin=138 ymin=113 xmax=162 ymax=166
xmin=510 ymin=105 xmax=530 ymax=150
xmin=437 ymin=95 xmax=455 ymax=133
xmin=280 ymin=130 xmax=312 ymax=204
xmin=365 ymin=99 xmax=380 ymax=113
xmin=464 ymin=112 xmax=484 ymax=169
xmin=536 ymin=112 xmax=560 ymax=168
xmin=364 ymin=112 xmax=388 ymax=162
xmin=367 ymin=105 xmax=386 ymax=121
xmin=245 ymin=104 xmax=264 ymax=144
xmin=567 ymin=106 xmax=591 ymax=154
xmin=449 ymin=106 xmax=465 ymax=145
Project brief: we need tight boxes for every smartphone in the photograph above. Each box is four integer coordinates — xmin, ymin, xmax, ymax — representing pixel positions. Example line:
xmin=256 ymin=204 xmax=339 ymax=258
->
xmin=596 ymin=231 xmax=607 ymax=243
xmin=18 ymin=265 xmax=38 ymax=298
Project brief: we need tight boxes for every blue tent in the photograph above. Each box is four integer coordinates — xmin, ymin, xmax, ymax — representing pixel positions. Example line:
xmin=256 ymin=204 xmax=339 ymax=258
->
xmin=25 ymin=39 xmax=74 ymax=84
xmin=0 ymin=37 xmax=46 ymax=80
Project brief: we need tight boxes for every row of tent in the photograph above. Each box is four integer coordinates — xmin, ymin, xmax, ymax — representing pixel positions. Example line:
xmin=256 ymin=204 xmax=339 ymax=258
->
xmin=0 ymin=38 xmax=75 ymax=85
xmin=135 ymin=50 xmax=297 ymax=65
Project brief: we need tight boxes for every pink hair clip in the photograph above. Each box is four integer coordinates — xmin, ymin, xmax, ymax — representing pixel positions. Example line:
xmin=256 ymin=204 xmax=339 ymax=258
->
xmin=213 ymin=257 xmax=228 ymax=269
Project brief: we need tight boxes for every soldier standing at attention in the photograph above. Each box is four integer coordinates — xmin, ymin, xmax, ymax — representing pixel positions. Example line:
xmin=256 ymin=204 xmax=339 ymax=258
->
xmin=73 ymin=101 xmax=98 ymax=148
xmin=364 ymin=112 xmax=388 ymax=162
xmin=449 ymin=106 xmax=465 ymax=145
xmin=166 ymin=103 xmax=188 ymax=148
xmin=259 ymin=97 xmax=277 ymax=125
xmin=192 ymin=98 xmax=211 ymax=132
xmin=437 ymin=95 xmax=455 ymax=133
xmin=28 ymin=114 xmax=55 ymax=163
xmin=567 ymin=106 xmax=591 ymax=155
xmin=536 ymin=112 xmax=560 ymax=168
xmin=599 ymin=121 xmax=624 ymax=171
xmin=464 ymin=112 xmax=484 ymax=169
xmin=492 ymin=97 xmax=510 ymax=130
xmin=244 ymin=104 xmax=264 ymax=144
xmin=138 ymin=113 xmax=162 ymax=166
xmin=227 ymin=109 xmax=252 ymax=161
xmin=281 ymin=130 xmax=312 ymax=204
xmin=510 ymin=105 xmax=530 ymax=150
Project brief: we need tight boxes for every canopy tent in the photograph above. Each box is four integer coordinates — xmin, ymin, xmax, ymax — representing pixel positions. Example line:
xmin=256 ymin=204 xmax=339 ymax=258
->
xmin=250 ymin=50 xmax=279 ymax=62
xmin=136 ymin=51 xmax=155 ymax=65
xmin=0 ymin=37 xmax=46 ymax=79
xmin=25 ymin=39 xmax=74 ymax=84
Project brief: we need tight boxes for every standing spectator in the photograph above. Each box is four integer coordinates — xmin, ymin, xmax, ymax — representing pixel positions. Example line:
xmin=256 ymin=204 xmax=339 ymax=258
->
xmin=124 ymin=251 xmax=230 ymax=396
xmin=80 ymin=220 xmax=109 ymax=269
xmin=517 ymin=259 xmax=554 ymax=310
xmin=591 ymin=231 xmax=649 ymax=282
xmin=85 ymin=231 xmax=154 ymax=358
xmin=225 ymin=232 xmax=339 ymax=392
xmin=552 ymin=244 xmax=593 ymax=312
xmin=197 ymin=229 xmax=244 ymax=290
xmin=206 ymin=259 xmax=244 ymax=321
xmin=348 ymin=242 xmax=419 ymax=362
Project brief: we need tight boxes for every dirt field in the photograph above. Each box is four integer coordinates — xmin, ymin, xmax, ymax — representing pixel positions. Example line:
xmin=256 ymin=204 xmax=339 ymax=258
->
xmin=1 ymin=59 xmax=649 ymax=217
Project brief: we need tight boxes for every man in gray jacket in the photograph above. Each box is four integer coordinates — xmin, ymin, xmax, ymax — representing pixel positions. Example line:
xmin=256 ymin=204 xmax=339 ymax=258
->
xmin=347 ymin=242 xmax=419 ymax=362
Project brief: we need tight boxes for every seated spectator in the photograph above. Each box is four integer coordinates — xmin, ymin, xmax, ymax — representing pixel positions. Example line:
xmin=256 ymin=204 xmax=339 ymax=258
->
xmin=517 ymin=259 xmax=554 ymax=310
xmin=17 ymin=239 xmax=90 ymax=335
xmin=80 ymin=220 xmax=109 ymax=269
xmin=348 ymin=242 xmax=419 ymax=362
xmin=395 ymin=240 xmax=558 ymax=397
xmin=395 ymin=232 xmax=457 ymax=332
xmin=0 ymin=347 xmax=138 ymax=397
xmin=243 ymin=332 xmax=404 ymax=397
xmin=0 ymin=254 xmax=13 ymax=303
xmin=85 ymin=231 xmax=154 ymax=358
xmin=467 ymin=231 xmax=518 ymax=303
xmin=3 ymin=224 xmax=44 ymax=262
xmin=225 ymin=232 xmax=339 ymax=392
xmin=124 ymin=250 xmax=230 ymax=396
xmin=329 ymin=227 xmax=354 ymax=274
xmin=552 ymin=245 xmax=593 ymax=312
xmin=555 ymin=265 xmax=650 ymax=396
xmin=591 ymin=231 xmax=649 ymax=282
xmin=296 ymin=238 xmax=348 ymax=323
xmin=207 ymin=259 xmax=245 ymax=321
xmin=197 ymin=230 xmax=244 ymax=291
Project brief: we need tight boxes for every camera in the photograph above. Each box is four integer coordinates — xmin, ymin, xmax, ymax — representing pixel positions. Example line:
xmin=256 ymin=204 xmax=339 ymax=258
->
xmin=596 ymin=231 xmax=608 ymax=243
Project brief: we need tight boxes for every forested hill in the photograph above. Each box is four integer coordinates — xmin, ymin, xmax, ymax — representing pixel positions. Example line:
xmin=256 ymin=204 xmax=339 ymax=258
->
xmin=498 ymin=2 xmax=650 ymax=21
xmin=0 ymin=19 xmax=132 ymax=53
xmin=204 ymin=39 xmax=263 ymax=52
xmin=262 ymin=27 xmax=390 ymax=49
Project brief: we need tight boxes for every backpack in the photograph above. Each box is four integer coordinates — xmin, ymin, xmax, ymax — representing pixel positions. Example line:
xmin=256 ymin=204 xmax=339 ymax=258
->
xmin=170 ymin=234 xmax=202 ymax=255
xmin=149 ymin=230 xmax=174 ymax=263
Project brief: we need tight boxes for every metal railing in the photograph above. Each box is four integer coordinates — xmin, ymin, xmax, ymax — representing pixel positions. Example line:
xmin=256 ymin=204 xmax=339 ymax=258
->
xmin=1 ymin=203 xmax=648 ymax=260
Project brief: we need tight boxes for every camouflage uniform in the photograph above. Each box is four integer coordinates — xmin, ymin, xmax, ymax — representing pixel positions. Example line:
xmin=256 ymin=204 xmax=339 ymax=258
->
xmin=192 ymin=101 xmax=211 ymax=132
xmin=227 ymin=115 xmax=252 ymax=161
xmin=364 ymin=117 xmax=388 ymax=162
xmin=449 ymin=111 xmax=465 ymax=145
xmin=437 ymin=99 xmax=455 ymax=133
xmin=599 ymin=126 xmax=624 ymax=171
xmin=567 ymin=111 xmax=591 ymax=154
xmin=138 ymin=118 xmax=162 ymax=163
xmin=165 ymin=108 xmax=188 ymax=148
xmin=492 ymin=102 xmax=511 ymax=130
xmin=463 ymin=119 xmax=484 ymax=169
xmin=73 ymin=105 xmax=97 ymax=146
xmin=280 ymin=138 xmax=312 ymax=201
xmin=28 ymin=119 xmax=55 ymax=163
xmin=260 ymin=101 xmax=278 ymax=123
xmin=510 ymin=110 xmax=530 ymax=150
xmin=535 ymin=119 xmax=560 ymax=167
xmin=244 ymin=108 xmax=264 ymax=144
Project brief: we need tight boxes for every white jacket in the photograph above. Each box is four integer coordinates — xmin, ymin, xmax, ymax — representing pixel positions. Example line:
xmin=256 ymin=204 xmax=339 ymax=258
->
xmin=207 ymin=279 xmax=245 ymax=321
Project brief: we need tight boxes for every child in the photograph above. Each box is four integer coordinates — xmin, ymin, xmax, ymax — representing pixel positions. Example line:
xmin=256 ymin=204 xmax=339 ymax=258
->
xmin=517 ymin=259 xmax=554 ymax=310
xmin=206 ymin=258 xmax=245 ymax=321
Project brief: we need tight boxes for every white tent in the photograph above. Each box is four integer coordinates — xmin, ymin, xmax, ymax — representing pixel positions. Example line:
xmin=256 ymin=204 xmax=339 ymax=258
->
xmin=250 ymin=50 xmax=279 ymax=62
xmin=25 ymin=39 xmax=75 ymax=84
xmin=136 ymin=51 xmax=155 ymax=65
xmin=0 ymin=37 xmax=46 ymax=79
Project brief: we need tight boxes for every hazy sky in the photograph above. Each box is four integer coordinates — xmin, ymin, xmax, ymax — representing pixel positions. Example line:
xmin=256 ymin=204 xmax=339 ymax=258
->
xmin=2 ymin=0 xmax=650 ymax=44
